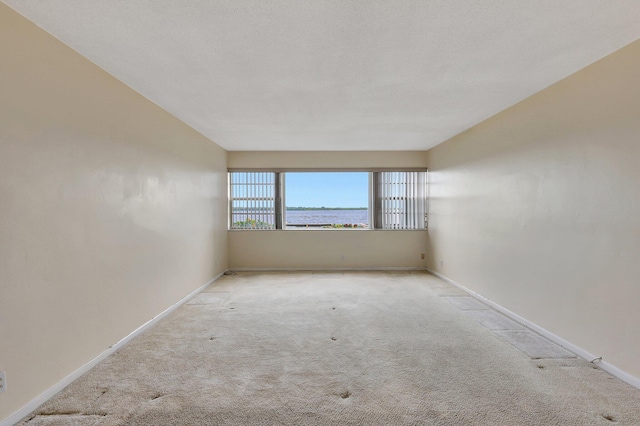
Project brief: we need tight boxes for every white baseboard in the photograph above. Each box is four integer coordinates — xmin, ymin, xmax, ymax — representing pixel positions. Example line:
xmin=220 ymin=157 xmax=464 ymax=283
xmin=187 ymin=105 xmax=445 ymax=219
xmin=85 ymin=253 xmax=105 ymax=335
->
xmin=230 ymin=267 xmax=425 ymax=272
xmin=425 ymin=268 xmax=640 ymax=391
xmin=1 ymin=271 xmax=226 ymax=426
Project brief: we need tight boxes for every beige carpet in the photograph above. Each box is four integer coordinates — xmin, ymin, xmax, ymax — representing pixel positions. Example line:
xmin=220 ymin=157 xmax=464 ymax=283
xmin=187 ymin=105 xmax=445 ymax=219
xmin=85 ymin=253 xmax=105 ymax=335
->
xmin=18 ymin=271 xmax=640 ymax=425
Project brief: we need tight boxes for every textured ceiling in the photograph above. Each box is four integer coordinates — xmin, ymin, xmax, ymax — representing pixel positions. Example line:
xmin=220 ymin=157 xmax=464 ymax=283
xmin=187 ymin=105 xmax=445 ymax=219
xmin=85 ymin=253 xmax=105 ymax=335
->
xmin=3 ymin=1 xmax=640 ymax=151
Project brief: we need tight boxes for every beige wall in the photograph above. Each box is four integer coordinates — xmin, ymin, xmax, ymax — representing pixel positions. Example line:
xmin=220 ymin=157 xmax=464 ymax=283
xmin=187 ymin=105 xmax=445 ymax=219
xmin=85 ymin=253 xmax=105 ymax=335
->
xmin=229 ymin=230 xmax=427 ymax=270
xmin=228 ymin=151 xmax=428 ymax=270
xmin=228 ymin=151 xmax=428 ymax=170
xmin=0 ymin=4 xmax=227 ymax=421
xmin=426 ymin=40 xmax=640 ymax=379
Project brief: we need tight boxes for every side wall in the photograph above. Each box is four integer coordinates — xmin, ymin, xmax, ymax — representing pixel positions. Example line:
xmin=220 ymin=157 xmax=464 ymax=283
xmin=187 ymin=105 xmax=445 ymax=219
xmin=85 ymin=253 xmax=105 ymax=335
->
xmin=228 ymin=151 xmax=428 ymax=270
xmin=0 ymin=5 xmax=227 ymax=421
xmin=426 ymin=40 xmax=640 ymax=379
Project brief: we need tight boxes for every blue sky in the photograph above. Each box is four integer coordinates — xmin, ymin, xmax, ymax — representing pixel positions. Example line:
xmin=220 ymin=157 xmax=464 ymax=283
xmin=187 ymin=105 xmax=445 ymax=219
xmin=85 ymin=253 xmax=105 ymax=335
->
xmin=285 ymin=172 xmax=368 ymax=208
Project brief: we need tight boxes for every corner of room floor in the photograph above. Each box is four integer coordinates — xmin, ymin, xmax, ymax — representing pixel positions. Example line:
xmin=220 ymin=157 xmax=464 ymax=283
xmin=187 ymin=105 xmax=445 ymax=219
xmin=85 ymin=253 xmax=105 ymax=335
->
xmin=425 ymin=267 xmax=640 ymax=393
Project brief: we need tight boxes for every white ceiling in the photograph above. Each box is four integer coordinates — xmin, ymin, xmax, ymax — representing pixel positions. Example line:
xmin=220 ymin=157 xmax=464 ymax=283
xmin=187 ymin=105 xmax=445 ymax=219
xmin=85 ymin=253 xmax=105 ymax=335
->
xmin=4 ymin=1 xmax=640 ymax=151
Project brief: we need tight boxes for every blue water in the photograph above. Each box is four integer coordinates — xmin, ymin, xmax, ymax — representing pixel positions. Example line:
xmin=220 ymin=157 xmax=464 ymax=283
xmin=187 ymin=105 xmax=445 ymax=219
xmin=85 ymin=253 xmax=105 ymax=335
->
xmin=286 ymin=209 xmax=368 ymax=226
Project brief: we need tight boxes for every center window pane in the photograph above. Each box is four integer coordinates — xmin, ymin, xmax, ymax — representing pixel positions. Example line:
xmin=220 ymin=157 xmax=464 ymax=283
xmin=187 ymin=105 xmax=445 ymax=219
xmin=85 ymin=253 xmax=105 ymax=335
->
xmin=284 ymin=172 xmax=369 ymax=229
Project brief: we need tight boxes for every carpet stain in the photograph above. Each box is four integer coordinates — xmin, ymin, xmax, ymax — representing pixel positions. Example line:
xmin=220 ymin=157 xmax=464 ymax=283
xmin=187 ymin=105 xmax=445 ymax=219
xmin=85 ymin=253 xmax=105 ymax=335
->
xmin=537 ymin=365 xmax=545 ymax=369
xmin=331 ymin=337 xmax=337 ymax=341
xmin=88 ymin=387 xmax=109 ymax=407
xmin=150 ymin=393 xmax=164 ymax=401
xmin=37 ymin=410 xmax=82 ymax=416
xmin=602 ymin=414 xmax=617 ymax=422
xmin=27 ymin=412 xmax=108 ymax=423
xmin=340 ymin=391 xmax=351 ymax=399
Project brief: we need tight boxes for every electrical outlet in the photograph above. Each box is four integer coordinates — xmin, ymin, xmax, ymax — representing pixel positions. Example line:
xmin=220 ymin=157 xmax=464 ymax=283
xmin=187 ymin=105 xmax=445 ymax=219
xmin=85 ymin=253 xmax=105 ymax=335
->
xmin=0 ymin=371 xmax=6 ymax=393
xmin=421 ymin=253 xmax=425 ymax=260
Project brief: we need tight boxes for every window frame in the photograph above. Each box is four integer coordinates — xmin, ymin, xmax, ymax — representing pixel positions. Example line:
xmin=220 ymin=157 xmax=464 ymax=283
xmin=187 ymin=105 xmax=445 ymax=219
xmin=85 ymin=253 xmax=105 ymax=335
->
xmin=228 ymin=168 xmax=428 ymax=231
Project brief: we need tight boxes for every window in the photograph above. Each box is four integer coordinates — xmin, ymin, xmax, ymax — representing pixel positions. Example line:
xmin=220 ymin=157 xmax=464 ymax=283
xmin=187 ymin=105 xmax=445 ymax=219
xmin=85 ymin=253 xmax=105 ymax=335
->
xmin=374 ymin=171 xmax=428 ymax=230
xmin=229 ymin=170 xmax=427 ymax=230
xmin=285 ymin=172 xmax=369 ymax=229
xmin=229 ymin=172 xmax=279 ymax=229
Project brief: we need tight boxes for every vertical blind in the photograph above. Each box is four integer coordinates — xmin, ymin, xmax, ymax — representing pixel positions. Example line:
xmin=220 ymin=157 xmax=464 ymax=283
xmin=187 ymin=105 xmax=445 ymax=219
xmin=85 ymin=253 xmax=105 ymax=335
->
xmin=229 ymin=172 xmax=276 ymax=229
xmin=377 ymin=171 xmax=427 ymax=230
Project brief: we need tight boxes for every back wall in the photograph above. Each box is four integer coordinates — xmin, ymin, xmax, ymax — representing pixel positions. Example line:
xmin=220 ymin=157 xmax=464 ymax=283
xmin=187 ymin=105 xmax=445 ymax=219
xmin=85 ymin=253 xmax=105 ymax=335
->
xmin=228 ymin=151 xmax=428 ymax=270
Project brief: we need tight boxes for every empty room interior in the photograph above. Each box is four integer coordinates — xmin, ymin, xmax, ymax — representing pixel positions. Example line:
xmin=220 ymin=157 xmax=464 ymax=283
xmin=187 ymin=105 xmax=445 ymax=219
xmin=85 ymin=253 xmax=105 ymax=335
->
xmin=2 ymin=1 xmax=640 ymax=424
